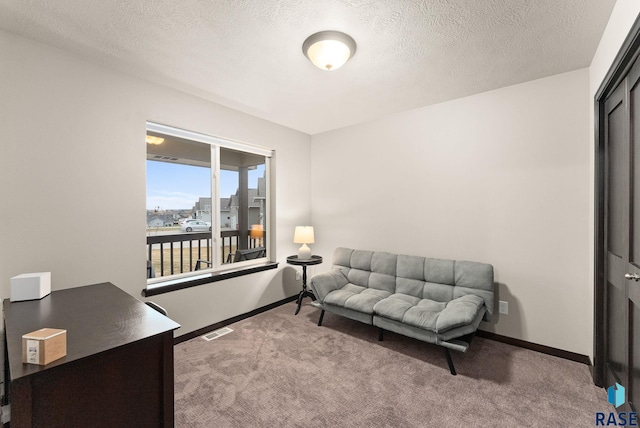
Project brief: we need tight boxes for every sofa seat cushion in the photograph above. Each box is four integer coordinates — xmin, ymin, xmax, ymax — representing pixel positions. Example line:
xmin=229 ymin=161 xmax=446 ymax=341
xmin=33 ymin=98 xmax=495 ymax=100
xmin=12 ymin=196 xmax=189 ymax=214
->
xmin=324 ymin=284 xmax=392 ymax=314
xmin=373 ymin=293 xmax=485 ymax=334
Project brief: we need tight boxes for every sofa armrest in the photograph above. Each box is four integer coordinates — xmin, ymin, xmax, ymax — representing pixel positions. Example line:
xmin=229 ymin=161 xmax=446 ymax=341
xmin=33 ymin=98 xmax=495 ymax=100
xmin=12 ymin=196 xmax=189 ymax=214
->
xmin=310 ymin=269 xmax=349 ymax=303
xmin=436 ymin=294 xmax=485 ymax=334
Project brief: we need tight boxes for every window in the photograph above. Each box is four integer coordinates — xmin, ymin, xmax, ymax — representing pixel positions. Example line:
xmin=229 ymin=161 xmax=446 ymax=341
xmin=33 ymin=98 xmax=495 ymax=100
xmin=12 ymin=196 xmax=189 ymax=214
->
xmin=145 ymin=122 xmax=274 ymax=294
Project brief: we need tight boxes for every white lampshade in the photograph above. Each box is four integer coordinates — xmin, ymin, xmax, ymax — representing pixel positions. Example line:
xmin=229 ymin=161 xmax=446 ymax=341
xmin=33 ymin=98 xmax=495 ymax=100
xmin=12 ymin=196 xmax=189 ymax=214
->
xmin=294 ymin=226 xmax=314 ymax=259
xmin=294 ymin=226 xmax=314 ymax=244
xmin=303 ymin=31 xmax=356 ymax=71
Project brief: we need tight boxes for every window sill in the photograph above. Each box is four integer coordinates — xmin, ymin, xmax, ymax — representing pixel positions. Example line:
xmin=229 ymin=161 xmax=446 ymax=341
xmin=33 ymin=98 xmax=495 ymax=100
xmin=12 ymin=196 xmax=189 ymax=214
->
xmin=142 ymin=262 xmax=279 ymax=297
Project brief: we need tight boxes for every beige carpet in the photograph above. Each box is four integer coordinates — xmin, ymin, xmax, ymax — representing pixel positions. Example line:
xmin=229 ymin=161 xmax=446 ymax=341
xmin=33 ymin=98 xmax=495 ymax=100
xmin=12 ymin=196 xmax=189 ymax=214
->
xmin=174 ymin=301 xmax=609 ymax=427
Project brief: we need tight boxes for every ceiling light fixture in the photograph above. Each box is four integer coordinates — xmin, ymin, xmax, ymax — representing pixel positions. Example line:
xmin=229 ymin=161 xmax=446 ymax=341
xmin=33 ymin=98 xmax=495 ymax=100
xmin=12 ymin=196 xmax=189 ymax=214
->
xmin=302 ymin=31 xmax=356 ymax=71
xmin=146 ymin=135 xmax=165 ymax=145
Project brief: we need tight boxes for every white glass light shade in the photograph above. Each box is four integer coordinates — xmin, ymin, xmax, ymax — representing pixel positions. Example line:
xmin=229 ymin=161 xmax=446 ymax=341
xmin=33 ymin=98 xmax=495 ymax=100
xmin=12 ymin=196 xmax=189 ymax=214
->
xmin=294 ymin=226 xmax=314 ymax=259
xmin=303 ymin=31 xmax=356 ymax=71
xmin=306 ymin=40 xmax=351 ymax=71
xmin=146 ymin=135 xmax=165 ymax=145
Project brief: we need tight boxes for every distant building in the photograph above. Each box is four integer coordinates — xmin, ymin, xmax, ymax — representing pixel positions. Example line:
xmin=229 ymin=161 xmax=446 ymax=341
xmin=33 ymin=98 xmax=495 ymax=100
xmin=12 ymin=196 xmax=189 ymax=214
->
xmin=193 ymin=178 xmax=266 ymax=230
xmin=147 ymin=213 xmax=173 ymax=227
xmin=192 ymin=197 xmax=212 ymax=222
xmin=227 ymin=190 xmax=262 ymax=227
xmin=220 ymin=197 xmax=235 ymax=229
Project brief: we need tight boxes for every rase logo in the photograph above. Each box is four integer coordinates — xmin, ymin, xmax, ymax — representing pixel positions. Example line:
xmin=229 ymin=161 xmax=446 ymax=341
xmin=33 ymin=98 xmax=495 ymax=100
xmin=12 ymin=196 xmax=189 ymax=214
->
xmin=596 ymin=383 xmax=638 ymax=426
xmin=609 ymin=384 xmax=626 ymax=409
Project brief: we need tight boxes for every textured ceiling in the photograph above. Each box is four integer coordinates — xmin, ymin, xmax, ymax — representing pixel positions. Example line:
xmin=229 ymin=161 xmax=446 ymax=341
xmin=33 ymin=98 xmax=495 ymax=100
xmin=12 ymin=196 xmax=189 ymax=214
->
xmin=0 ymin=0 xmax=617 ymax=134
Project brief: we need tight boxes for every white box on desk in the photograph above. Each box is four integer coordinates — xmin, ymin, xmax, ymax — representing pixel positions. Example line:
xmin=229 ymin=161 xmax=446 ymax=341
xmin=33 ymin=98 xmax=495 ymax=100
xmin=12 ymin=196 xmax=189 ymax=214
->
xmin=10 ymin=272 xmax=51 ymax=302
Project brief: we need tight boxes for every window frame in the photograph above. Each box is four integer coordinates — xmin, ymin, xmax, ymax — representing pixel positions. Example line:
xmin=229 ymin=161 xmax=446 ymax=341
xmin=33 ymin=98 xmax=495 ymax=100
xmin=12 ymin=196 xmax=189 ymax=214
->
xmin=144 ymin=122 xmax=275 ymax=296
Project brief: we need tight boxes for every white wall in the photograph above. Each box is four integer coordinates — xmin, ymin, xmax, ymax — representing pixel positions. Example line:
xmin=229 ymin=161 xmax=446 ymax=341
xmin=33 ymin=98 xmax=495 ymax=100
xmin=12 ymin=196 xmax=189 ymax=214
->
xmin=0 ymin=30 xmax=312 ymax=337
xmin=311 ymin=69 xmax=592 ymax=356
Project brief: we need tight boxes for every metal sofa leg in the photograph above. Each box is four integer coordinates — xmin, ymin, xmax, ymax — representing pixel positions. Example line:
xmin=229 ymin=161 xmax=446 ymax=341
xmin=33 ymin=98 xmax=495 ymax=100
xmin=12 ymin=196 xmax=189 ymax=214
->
xmin=378 ymin=328 xmax=384 ymax=341
xmin=443 ymin=348 xmax=457 ymax=375
xmin=317 ymin=309 xmax=325 ymax=326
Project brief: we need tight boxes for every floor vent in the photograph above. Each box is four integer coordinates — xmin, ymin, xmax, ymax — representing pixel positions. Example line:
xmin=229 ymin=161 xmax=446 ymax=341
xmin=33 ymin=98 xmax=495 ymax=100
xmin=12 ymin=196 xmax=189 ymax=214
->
xmin=202 ymin=327 xmax=233 ymax=341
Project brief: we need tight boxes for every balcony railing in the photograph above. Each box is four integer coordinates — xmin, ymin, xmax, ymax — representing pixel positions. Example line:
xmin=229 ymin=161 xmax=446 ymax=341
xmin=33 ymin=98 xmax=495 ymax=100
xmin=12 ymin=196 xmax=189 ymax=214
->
xmin=147 ymin=230 xmax=264 ymax=278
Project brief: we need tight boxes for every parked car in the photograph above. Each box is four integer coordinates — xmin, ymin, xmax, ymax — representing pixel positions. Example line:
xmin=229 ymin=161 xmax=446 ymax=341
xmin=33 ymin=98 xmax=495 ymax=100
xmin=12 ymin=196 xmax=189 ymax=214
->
xmin=181 ymin=220 xmax=211 ymax=232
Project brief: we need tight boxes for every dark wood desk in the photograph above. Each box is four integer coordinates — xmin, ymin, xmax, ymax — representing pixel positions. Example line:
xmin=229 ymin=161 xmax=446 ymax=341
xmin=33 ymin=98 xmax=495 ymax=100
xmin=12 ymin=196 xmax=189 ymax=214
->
xmin=3 ymin=282 xmax=180 ymax=428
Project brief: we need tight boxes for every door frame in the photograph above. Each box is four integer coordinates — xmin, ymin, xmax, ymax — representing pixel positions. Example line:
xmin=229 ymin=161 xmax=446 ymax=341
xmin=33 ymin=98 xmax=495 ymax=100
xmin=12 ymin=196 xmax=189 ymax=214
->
xmin=594 ymin=15 xmax=640 ymax=387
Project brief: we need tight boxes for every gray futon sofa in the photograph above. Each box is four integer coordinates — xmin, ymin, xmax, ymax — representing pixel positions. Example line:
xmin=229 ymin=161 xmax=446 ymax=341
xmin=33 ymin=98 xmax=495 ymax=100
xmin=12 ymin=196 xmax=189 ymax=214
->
xmin=309 ymin=247 xmax=494 ymax=375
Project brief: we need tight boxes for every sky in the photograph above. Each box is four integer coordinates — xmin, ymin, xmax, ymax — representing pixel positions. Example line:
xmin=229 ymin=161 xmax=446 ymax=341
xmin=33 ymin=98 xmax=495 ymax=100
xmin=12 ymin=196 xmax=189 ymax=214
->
xmin=146 ymin=161 xmax=264 ymax=210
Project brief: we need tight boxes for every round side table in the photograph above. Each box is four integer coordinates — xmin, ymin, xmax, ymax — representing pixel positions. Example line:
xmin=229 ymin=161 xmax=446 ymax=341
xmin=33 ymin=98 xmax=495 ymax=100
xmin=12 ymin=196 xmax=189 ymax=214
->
xmin=287 ymin=255 xmax=323 ymax=315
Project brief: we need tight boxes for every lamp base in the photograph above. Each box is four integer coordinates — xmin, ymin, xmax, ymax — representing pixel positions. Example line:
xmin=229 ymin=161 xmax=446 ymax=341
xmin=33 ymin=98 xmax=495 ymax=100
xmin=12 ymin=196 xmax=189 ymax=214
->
xmin=297 ymin=244 xmax=312 ymax=260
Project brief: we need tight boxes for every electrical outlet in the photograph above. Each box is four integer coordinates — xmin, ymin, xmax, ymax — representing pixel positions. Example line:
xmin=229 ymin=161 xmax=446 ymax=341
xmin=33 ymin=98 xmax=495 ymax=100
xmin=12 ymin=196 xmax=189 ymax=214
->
xmin=295 ymin=271 xmax=301 ymax=281
xmin=499 ymin=300 xmax=508 ymax=315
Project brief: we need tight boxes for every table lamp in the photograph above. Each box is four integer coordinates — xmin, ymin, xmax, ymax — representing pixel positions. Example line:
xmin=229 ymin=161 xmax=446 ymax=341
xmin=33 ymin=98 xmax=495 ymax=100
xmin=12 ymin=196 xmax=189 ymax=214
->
xmin=294 ymin=226 xmax=314 ymax=259
xmin=250 ymin=224 xmax=264 ymax=246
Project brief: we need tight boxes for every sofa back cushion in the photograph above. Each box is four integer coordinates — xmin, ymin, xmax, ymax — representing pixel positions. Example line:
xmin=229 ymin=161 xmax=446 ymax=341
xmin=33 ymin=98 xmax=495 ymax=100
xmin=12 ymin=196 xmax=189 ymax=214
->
xmin=333 ymin=247 xmax=494 ymax=319
xmin=332 ymin=248 xmax=397 ymax=294
xmin=396 ymin=255 xmax=456 ymax=302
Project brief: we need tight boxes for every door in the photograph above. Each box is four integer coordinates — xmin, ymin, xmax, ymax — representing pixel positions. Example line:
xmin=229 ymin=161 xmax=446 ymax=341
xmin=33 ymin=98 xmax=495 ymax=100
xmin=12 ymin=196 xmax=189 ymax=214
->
xmin=603 ymin=56 xmax=640 ymax=412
